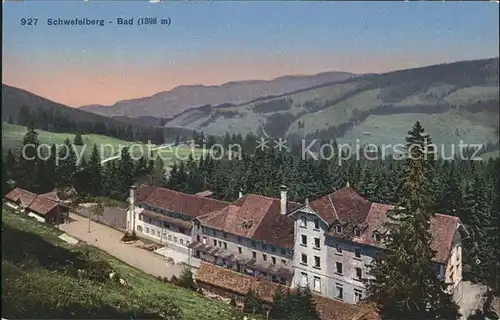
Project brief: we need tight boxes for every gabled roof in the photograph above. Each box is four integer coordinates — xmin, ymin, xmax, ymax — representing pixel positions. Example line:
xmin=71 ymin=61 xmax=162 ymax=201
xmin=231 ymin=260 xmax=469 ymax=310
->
xmin=135 ymin=184 xmax=230 ymax=218
xmin=4 ymin=188 xmax=37 ymax=207
xmin=39 ymin=190 xmax=63 ymax=202
xmin=195 ymin=261 xmax=379 ymax=320
xmin=28 ymin=196 xmax=59 ymax=216
xmin=196 ymin=194 xmax=301 ymax=248
xmin=308 ymin=187 xmax=372 ymax=225
xmin=343 ymin=202 xmax=462 ymax=264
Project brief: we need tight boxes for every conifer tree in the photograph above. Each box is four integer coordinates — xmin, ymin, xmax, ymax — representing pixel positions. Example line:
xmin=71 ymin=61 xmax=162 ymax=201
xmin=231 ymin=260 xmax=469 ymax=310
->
xmin=56 ymin=138 xmax=77 ymax=188
xmin=73 ymin=132 xmax=84 ymax=146
xmin=17 ymin=125 xmax=40 ymax=190
xmin=118 ymin=147 xmax=134 ymax=197
xmin=87 ymin=144 xmax=103 ymax=195
xmin=243 ymin=289 xmax=262 ymax=315
xmin=366 ymin=122 xmax=460 ymax=319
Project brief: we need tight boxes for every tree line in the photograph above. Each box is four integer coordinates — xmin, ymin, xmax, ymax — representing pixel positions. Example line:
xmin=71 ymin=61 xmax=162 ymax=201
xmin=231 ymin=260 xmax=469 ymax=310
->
xmin=10 ymin=105 xmax=165 ymax=144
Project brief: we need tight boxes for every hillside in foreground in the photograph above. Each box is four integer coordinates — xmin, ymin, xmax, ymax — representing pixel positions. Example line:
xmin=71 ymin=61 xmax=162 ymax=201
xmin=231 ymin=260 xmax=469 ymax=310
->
xmin=165 ymin=58 xmax=499 ymax=149
xmin=1 ymin=206 xmax=244 ymax=320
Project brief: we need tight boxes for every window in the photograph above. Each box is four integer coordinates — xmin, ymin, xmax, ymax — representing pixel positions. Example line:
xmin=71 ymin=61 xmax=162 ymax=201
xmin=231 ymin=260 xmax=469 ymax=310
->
xmin=301 ymin=272 xmax=308 ymax=287
xmin=197 ymin=235 xmax=200 ymax=242
xmin=281 ymin=248 xmax=286 ymax=255
xmin=270 ymin=245 xmax=276 ymax=252
xmin=223 ymin=242 xmax=227 ymax=249
xmin=262 ymin=254 xmax=268 ymax=261
xmin=218 ymin=240 xmax=222 ymax=247
xmin=354 ymin=289 xmax=363 ymax=303
xmin=237 ymin=236 xmax=242 ymax=243
xmin=262 ymin=243 xmax=267 ymax=250
xmin=301 ymin=254 xmax=308 ymax=265
xmin=168 ymin=235 xmax=172 ymax=241
xmin=354 ymin=248 xmax=361 ymax=258
xmin=314 ymin=219 xmax=320 ymax=229
xmin=202 ymin=227 xmax=206 ymax=233
xmin=301 ymin=235 xmax=307 ymax=246
xmin=313 ymin=276 xmax=321 ymax=292
xmin=252 ymin=251 xmax=257 ymax=259
xmin=174 ymin=237 xmax=177 ymax=242
xmin=213 ymin=239 xmax=217 ymax=246
xmin=314 ymin=256 xmax=320 ymax=269
xmin=252 ymin=241 xmax=256 ymax=247
xmin=336 ymin=244 xmax=342 ymax=254
xmin=314 ymin=237 xmax=320 ymax=248
xmin=212 ymin=229 xmax=216 ymax=236
xmin=156 ymin=230 xmax=160 ymax=236
xmin=145 ymin=227 xmax=150 ymax=234
xmin=202 ymin=236 xmax=207 ymax=244
xmin=336 ymin=262 xmax=343 ymax=274
xmin=374 ymin=232 xmax=381 ymax=242
xmin=300 ymin=216 xmax=307 ymax=228
xmin=272 ymin=257 xmax=276 ymax=264
xmin=356 ymin=267 xmax=362 ymax=280
xmin=336 ymin=284 xmax=344 ymax=300
xmin=137 ymin=225 xmax=143 ymax=232
xmin=180 ymin=239 xmax=184 ymax=245
xmin=281 ymin=259 xmax=287 ymax=265
xmin=223 ymin=232 xmax=227 ymax=238
xmin=186 ymin=241 xmax=190 ymax=246
xmin=336 ymin=225 xmax=342 ymax=233
xmin=238 ymin=247 xmax=242 ymax=254
xmin=147 ymin=217 xmax=152 ymax=224
xmin=354 ymin=228 xmax=361 ymax=237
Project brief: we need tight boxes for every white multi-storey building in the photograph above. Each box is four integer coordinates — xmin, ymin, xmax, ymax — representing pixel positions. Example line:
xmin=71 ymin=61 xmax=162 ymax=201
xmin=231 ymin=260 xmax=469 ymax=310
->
xmin=126 ymin=183 xmax=466 ymax=305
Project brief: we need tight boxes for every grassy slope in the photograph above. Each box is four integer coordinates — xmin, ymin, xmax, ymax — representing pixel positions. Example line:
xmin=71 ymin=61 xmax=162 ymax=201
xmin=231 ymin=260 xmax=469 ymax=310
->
xmin=2 ymin=123 xmax=206 ymax=168
xmin=165 ymin=58 xmax=499 ymax=147
xmin=1 ymin=206 xmax=243 ymax=320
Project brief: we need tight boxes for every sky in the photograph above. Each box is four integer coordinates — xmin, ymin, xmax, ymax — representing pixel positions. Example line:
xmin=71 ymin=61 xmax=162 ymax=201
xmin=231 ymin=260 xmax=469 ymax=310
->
xmin=2 ymin=1 xmax=499 ymax=107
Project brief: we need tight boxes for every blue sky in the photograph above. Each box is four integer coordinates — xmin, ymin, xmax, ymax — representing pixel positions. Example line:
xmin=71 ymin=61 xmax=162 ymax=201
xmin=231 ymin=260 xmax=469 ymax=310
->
xmin=3 ymin=1 xmax=499 ymax=106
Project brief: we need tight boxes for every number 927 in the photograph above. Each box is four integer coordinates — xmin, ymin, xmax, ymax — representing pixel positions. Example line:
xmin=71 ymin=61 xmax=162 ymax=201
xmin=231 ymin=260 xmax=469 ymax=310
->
xmin=21 ymin=18 xmax=38 ymax=26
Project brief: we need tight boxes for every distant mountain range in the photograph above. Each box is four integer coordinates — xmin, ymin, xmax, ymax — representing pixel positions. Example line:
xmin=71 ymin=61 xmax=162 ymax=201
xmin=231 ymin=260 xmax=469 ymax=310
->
xmin=79 ymin=71 xmax=357 ymax=118
xmin=164 ymin=57 xmax=499 ymax=149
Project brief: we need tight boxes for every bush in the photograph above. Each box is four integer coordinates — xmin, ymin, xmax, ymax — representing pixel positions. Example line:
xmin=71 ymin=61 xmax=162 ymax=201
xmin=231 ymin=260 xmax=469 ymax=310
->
xmin=170 ymin=275 xmax=178 ymax=285
xmin=177 ymin=267 xmax=197 ymax=291
xmin=121 ymin=232 xmax=138 ymax=242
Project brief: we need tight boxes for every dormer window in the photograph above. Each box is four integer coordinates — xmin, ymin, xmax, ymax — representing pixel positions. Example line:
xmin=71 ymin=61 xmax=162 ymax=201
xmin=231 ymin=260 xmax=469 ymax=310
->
xmin=354 ymin=228 xmax=361 ymax=237
xmin=335 ymin=225 xmax=342 ymax=233
xmin=300 ymin=216 xmax=307 ymax=228
xmin=374 ymin=232 xmax=381 ymax=242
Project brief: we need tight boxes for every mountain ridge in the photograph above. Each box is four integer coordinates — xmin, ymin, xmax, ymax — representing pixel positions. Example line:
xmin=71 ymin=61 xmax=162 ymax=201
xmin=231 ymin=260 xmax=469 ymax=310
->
xmin=79 ymin=71 xmax=357 ymax=118
xmin=163 ymin=57 xmax=499 ymax=149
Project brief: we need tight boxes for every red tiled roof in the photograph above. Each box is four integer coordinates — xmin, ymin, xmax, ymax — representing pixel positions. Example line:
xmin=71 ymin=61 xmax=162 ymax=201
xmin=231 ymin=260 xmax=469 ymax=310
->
xmin=351 ymin=202 xmax=460 ymax=264
xmin=197 ymin=194 xmax=301 ymax=248
xmin=308 ymin=187 xmax=372 ymax=225
xmin=4 ymin=188 xmax=36 ymax=207
xmin=39 ymin=190 xmax=62 ymax=202
xmin=137 ymin=185 xmax=230 ymax=218
xmin=28 ymin=195 xmax=58 ymax=215
xmin=195 ymin=261 xmax=378 ymax=320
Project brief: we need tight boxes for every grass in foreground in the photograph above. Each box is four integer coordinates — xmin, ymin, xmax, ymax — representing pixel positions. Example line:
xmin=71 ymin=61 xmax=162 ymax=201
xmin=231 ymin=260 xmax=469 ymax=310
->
xmin=1 ymin=205 xmax=244 ymax=320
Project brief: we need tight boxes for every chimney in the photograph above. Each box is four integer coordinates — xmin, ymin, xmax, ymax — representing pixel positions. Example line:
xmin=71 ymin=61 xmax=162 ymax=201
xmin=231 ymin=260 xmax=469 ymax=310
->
xmin=128 ymin=185 xmax=136 ymax=232
xmin=280 ymin=185 xmax=287 ymax=215
xmin=238 ymin=189 xmax=243 ymax=199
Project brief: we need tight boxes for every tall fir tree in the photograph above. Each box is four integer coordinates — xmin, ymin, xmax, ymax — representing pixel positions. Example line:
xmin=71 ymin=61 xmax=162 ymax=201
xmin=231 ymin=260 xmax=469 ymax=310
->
xmin=86 ymin=144 xmax=103 ymax=195
xmin=17 ymin=124 xmax=40 ymax=190
xmin=366 ymin=122 xmax=460 ymax=319
xmin=56 ymin=138 xmax=77 ymax=188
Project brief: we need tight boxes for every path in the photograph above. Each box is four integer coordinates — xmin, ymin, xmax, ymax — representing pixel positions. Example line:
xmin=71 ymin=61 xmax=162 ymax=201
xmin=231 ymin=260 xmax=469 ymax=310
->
xmin=100 ymin=140 xmax=195 ymax=165
xmin=59 ymin=212 xmax=183 ymax=279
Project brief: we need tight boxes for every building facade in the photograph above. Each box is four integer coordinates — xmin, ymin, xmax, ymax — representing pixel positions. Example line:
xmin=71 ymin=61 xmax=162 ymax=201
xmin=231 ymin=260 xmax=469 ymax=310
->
xmin=125 ymin=184 xmax=466 ymax=305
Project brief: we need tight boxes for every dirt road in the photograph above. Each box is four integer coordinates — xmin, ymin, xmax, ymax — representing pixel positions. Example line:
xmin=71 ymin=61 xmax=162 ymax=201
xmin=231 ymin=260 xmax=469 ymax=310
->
xmin=59 ymin=213 xmax=183 ymax=279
